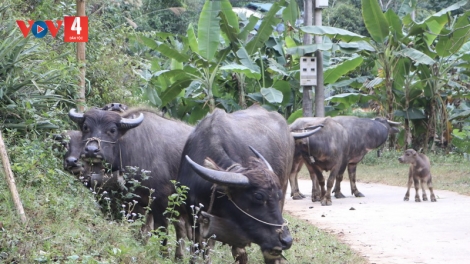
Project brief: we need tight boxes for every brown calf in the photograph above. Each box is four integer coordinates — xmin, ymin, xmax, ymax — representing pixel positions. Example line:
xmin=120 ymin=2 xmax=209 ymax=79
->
xmin=398 ymin=149 xmax=437 ymax=202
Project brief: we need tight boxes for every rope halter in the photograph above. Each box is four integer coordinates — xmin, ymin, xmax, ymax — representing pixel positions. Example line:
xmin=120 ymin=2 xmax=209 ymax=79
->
xmin=83 ymin=137 xmax=117 ymax=150
xmin=227 ymin=193 xmax=289 ymax=228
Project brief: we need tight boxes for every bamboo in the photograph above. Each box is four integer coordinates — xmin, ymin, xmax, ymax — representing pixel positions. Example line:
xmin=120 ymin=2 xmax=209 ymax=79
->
xmin=0 ymin=130 xmax=27 ymax=223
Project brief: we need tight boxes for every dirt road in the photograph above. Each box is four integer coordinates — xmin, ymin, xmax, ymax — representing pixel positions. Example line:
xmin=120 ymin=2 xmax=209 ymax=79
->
xmin=284 ymin=179 xmax=470 ymax=264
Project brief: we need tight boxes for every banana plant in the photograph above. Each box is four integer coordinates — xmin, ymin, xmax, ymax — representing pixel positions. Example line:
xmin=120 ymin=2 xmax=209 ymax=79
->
xmin=135 ymin=0 xmax=302 ymax=122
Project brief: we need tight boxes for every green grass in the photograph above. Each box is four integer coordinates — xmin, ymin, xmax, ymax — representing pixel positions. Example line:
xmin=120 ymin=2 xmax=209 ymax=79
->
xmin=297 ymin=149 xmax=470 ymax=195
xmin=0 ymin=136 xmax=366 ymax=263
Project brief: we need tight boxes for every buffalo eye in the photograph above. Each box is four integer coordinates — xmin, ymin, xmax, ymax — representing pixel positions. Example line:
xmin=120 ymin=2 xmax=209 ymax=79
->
xmin=109 ymin=127 xmax=117 ymax=134
xmin=82 ymin=124 xmax=90 ymax=133
xmin=253 ymin=192 xmax=264 ymax=201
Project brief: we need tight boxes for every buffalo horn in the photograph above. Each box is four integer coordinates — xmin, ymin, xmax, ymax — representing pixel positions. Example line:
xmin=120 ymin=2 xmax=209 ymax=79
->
xmin=68 ymin=108 xmax=84 ymax=124
xmin=118 ymin=113 xmax=144 ymax=129
xmin=291 ymin=124 xmax=324 ymax=139
xmin=249 ymin=146 xmax=273 ymax=172
xmin=185 ymin=155 xmax=250 ymax=187
xmin=387 ymin=120 xmax=401 ymax=125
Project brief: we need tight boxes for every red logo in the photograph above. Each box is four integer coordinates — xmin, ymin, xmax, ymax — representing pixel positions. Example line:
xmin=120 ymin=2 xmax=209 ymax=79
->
xmin=64 ymin=16 xmax=88 ymax=43
xmin=16 ymin=16 xmax=87 ymax=42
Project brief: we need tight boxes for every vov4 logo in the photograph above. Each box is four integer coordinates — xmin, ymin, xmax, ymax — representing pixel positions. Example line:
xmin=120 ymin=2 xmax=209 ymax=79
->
xmin=16 ymin=16 xmax=88 ymax=42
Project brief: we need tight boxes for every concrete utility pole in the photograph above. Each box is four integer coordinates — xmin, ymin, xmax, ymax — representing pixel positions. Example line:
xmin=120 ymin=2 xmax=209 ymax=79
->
xmin=302 ymin=0 xmax=313 ymax=117
xmin=314 ymin=0 xmax=327 ymax=117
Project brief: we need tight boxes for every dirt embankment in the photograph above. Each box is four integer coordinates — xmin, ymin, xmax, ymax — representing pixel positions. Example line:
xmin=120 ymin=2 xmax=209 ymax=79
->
xmin=284 ymin=180 xmax=470 ymax=264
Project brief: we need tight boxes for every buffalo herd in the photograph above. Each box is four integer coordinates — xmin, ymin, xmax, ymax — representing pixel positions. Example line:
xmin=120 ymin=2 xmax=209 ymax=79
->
xmin=57 ymin=103 xmax=434 ymax=263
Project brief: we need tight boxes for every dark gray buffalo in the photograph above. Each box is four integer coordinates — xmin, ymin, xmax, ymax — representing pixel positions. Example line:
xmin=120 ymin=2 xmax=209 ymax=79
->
xmin=101 ymin=102 xmax=128 ymax=112
xmin=177 ymin=105 xmax=320 ymax=264
xmin=398 ymin=149 xmax=437 ymax=202
xmin=54 ymin=130 xmax=86 ymax=176
xmin=331 ymin=116 xmax=400 ymax=198
xmin=289 ymin=116 xmax=400 ymax=205
xmin=68 ymin=107 xmax=192 ymax=258
xmin=289 ymin=117 xmax=349 ymax=206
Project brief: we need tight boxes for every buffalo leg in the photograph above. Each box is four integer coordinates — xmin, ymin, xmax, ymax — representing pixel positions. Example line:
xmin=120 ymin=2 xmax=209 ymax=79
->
xmin=413 ymin=176 xmax=421 ymax=202
xmin=333 ymin=173 xmax=346 ymax=198
xmin=232 ymin=246 xmax=248 ymax=264
xmin=173 ymin=217 xmax=188 ymax=260
xmin=347 ymin=163 xmax=365 ymax=197
xmin=420 ymin=180 xmax=428 ymax=201
xmin=321 ymin=167 xmax=341 ymax=206
xmin=304 ymin=161 xmax=322 ymax=202
xmin=404 ymin=168 xmax=413 ymax=201
xmin=427 ymin=176 xmax=437 ymax=202
xmin=289 ymin=157 xmax=305 ymax=200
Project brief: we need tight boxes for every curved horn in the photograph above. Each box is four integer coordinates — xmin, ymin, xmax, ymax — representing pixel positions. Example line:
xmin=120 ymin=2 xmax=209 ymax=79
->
xmin=68 ymin=108 xmax=84 ymax=124
xmin=387 ymin=120 xmax=401 ymax=125
xmin=185 ymin=155 xmax=250 ymax=187
xmin=291 ymin=124 xmax=324 ymax=139
xmin=118 ymin=113 xmax=144 ymax=129
xmin=249 ymin=146 xmax=273 ymax=172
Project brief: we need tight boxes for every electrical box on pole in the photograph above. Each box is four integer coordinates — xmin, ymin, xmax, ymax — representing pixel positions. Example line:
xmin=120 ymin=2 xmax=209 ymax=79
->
xmin=315 ymin=0 xmax=328 ymax=8
xmin=300 ymin=56 xmax=317 ymax=86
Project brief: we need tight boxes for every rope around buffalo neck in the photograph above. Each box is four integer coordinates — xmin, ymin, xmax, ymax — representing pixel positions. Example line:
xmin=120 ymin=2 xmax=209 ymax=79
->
xmin=227 ymin=193 xmax=288 ymax=228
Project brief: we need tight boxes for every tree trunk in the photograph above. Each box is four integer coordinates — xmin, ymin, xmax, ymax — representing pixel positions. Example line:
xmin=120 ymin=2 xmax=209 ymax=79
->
xmin=0 ymin=131 xmax=27 ymax=223
xmin=236 ymin=73 xmax=246 ymax=109
xmin=76 ymin=0 xmax=86 ymax=112
xmin=384 ymin=62 xmax=395 ymax=149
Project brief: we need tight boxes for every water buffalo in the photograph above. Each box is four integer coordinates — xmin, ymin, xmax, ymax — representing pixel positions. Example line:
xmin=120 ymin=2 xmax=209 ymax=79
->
xmin=398 ymin=149 xmax=437 ymax=202
xmin=289 ymin=116 xmax=400 ymax=205
xmin=53 ymin=130 xmax=86 ymax=176
xmin=289 ymin=117 xmax=349 ymax=206
xmin=177 ymin=105 xmax=320 ymax=264
xmin=68 ymin=107 xmax=193 ymax=258
xmin=101 ymin=102 xmax=128 ymax=112
xmin=331 ymin=116 xmax=401 ymax=198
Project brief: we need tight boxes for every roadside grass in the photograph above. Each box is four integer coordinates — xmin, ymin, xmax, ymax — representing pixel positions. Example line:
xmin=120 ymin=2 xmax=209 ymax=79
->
xmin=297 ymin=149 xmax=470 ymax=196
xmin=0 ymin=136 xmax=366 ymax=263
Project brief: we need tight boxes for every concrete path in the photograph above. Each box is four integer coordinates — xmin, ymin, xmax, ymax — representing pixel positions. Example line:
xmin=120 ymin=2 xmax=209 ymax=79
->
xmin=284 ymin=180 xmax=470 ymax=264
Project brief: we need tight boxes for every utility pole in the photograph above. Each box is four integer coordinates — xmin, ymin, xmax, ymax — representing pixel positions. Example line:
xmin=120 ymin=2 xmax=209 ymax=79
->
xmin=314 ymin=0 xmax=328 ymax=117
xmin=301 ymin=0 xmax=313 ymax=117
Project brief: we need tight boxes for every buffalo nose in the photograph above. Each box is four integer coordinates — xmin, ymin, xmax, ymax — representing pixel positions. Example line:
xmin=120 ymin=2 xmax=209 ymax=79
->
xmin=85 ymin=142 xmax=100 ymax=156
xmin=280 ymin=227 xmax=293 ymax=250
xmin=65 ymin=156 xmax=78 ymax=166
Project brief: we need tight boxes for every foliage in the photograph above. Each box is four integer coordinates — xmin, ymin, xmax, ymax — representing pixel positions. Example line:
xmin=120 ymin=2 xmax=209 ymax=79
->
xmin=134 ymin=0 xmax=303 ymax=123
xmin=0 ymin=4 xmax=76 ymax=132
xmin=323 ymin=0 xmax=367 ymax=36
xmin=295 ymin=0 xmax=470 ymax=153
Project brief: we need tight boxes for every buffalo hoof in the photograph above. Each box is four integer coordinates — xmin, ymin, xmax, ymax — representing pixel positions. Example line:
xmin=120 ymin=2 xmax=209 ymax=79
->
xmin=404 ymin=197 xmax=409 ymax=201
xmin=320 ymin=199 xmax=332 ymax=206
xmin=431 ymin=196 xmax=437 ymax=202
xmin=422 ymin=196 xmax=428 ymax=201
xmin=334 ymin=192 xmax=346 ymax=199
xmin=292 ymin=193 xmax=305 ymax=200
xmin=415 ymin=198 xmax=421 ymax=202
xmin=311 ymin=196 xmax=321 ymax=202
xmin=354 ymin=192 xmax=365 ymax=197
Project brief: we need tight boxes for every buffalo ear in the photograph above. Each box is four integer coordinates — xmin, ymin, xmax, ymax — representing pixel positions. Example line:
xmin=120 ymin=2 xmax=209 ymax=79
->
xmin=203 ymin=158 xmax=219 ymax=171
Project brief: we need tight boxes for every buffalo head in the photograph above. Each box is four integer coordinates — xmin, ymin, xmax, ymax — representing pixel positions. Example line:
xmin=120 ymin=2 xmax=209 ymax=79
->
xmin=53 ymin=130 xmax=86 ymax=176
xmin=373 ymin=117 xmax=401 ymax=134
xmin=68 ymin=108 xmax=144 ymax=170
xmin=101 ymin=102 xmax=128 ymax=112
xmin=185 ymin=146 xmax=292 ymax=259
